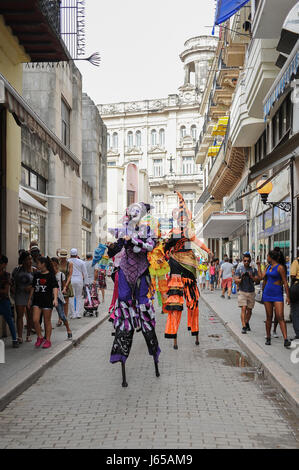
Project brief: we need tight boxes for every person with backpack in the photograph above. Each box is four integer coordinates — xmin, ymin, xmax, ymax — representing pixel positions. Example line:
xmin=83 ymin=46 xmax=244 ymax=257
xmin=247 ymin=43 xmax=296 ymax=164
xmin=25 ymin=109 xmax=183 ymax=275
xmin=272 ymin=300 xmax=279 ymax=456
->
xmin=51 ymin=258 xmax=72 ymax=340
xmin=290 ymin=250 xmax=299 ymax=340
xmin=57 ymin=249 xmax=74 ymax=324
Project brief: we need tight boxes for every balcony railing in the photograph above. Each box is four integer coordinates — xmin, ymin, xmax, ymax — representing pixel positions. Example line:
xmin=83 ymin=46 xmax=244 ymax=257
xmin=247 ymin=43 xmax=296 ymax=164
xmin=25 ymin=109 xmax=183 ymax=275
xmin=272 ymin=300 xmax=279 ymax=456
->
xmin=39 ymin=0 xmax=61 ymax=36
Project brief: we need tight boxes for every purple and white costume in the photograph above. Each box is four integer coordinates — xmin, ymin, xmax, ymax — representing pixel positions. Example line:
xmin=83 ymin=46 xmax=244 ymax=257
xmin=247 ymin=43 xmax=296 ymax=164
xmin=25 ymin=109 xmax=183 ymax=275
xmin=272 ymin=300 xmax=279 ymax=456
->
xmin=108 ymin=203 xmax=161 ymax=364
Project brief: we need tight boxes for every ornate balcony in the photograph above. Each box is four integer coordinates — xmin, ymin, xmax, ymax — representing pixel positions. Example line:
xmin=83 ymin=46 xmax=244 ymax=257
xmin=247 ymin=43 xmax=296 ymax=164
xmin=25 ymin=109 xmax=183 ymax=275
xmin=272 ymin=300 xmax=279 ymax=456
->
xmin=0 ymin=0 xmax=80 ymax=62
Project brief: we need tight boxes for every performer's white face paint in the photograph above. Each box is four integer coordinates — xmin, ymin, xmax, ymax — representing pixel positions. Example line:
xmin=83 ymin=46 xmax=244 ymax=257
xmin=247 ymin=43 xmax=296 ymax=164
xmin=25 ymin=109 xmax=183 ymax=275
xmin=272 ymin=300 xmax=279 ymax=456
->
xmin=128 ymin=203 xmax=143 ymax=224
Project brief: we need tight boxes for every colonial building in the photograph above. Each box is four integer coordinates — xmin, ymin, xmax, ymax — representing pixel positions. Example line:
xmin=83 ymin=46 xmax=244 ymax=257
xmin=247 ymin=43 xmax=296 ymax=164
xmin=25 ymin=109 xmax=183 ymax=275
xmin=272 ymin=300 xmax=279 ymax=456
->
xmin=98 ymin=36 xmax=217 ymax=237
xmin=195 ymin=0 xmax=299 ymax=263
xmin=20 ymin=65 xmax=107 ymax=257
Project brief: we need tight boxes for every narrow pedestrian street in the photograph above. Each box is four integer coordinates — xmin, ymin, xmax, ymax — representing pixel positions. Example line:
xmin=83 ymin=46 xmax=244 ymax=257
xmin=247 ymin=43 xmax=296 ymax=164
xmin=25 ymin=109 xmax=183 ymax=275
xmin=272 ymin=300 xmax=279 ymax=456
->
xmin=1 ymin=297 xmax=298 ymax=449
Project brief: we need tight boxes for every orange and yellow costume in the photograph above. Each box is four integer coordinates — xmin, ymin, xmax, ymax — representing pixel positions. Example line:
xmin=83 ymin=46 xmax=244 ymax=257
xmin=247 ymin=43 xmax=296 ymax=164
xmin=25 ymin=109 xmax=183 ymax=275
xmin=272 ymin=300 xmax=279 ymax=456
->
xmin=148 ymin=241 xmax=170 ymax=313
xmin=164 ymin=192 xmax=211 ymax=341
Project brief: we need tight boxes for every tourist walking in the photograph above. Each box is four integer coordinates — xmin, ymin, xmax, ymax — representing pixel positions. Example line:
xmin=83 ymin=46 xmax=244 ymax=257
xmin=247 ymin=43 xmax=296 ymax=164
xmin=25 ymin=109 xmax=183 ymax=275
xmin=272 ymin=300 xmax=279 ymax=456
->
xmin=68 ymin=248 xmax=88 ymax=318
xmin=209 ymin=260 xmax=216 ymax=291
xmin=58 ymin=249 xmax=73 ymax=324
xmin=51 ymin=258 xmax=72 ymax=340
xmin=220 ymin=257 xmax=234 ymax=299
xmin=197 ymin=259 xmax=207 ymax=290
xmin=11 ymin=251 xmax=36 ymax=343
xmin=84 ymin=253 xmax=98 ymax=285
xmin=27 ymin=257 xmax=58 ymax=349
xmin=0 ymin=255 xmax=18 ymax=348
xmin=234 ymin=254 xmax=259 ymax=334
xmin=257 ymin=249 xmax=291 ymax=348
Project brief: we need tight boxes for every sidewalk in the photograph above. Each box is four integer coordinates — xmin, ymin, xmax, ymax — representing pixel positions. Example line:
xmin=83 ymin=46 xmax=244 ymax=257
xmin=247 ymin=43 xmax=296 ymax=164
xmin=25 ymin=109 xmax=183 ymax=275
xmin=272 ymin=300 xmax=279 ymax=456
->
xmin=201 ymin=289 xmax=299 ymax=412
xmin=0 ymin=283 xmax=113 ymax=411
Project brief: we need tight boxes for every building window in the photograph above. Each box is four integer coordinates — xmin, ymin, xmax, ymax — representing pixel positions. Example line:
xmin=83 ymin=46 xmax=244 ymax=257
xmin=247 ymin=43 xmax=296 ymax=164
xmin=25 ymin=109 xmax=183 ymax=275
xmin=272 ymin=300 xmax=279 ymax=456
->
xmin=151 ymin=129 xmax=157 ymax=146
xmin=112 ymin=132 xmax=118 ymax=149
xmin=271 ymin=93 xmax=292 ymax=150
xmin=82 ymin=229 xmax=91 ymax=257
xmin=182 ymin=157 xmax=194 ymax=175
xmin=153 ymin=194 xmax=164 ymax=215
xmin=107 ymin=161 xmax=116 ymax=166
xmin=82 ymin=205 xmax=92 ymax=222
xmin=255 ymin=130 xmax=267 ymax=164
xmin=159 ymin=129 xmax=165 ymax=146
xmin=18 ymin=208 xmax=46 ymax=255
xmin=191 ymin=125 xmax=197 ymax=140
xmin=127 ymin=131 xmax=133 ymax=148
xmin=61 ymin=98 xmax=71 ymax=148
xmin=135 ymin=130 xmax=141 ymax=147
xmin=127 ymin=190 xmax=135 ymax=206
xmin=180 ymin=125 xmax=186 ymax=138
xmin=107 ymin=133 xmax=111 ymax=149
xmin=182 ymin=192 xmax=195 ymax=214
xmin=153 ymin=159 xmax=163 ymax=177
xmin=21 ymin=165 xmax=47 ymax=194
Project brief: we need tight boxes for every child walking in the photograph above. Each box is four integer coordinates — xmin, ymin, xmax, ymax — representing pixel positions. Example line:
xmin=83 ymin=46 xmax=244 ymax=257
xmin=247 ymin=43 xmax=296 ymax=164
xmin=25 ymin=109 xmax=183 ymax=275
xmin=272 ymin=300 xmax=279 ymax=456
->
xmin=51 ymin=258 xmax=72 ymax=340
xmin=28 ymin=257 xmax=58 ymax=349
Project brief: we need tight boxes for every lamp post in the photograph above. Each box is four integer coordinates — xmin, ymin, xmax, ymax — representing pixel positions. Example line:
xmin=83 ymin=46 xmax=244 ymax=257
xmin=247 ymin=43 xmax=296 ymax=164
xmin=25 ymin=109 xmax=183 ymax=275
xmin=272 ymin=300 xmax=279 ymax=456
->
xmin=257 ymin=177 xmax=291 ymax=212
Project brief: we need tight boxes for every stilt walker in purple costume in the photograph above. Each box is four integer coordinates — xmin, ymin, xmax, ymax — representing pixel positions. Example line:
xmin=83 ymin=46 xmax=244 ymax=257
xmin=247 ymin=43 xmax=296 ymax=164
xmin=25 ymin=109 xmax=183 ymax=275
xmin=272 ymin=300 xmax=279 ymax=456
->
xmin=108 ymin=202 xmax=161 ymax=387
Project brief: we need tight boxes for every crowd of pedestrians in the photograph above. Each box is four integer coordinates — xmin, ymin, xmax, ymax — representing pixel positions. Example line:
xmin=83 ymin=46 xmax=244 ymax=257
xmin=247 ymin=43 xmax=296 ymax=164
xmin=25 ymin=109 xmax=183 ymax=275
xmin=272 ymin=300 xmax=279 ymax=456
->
xmin=0 ymin=244 xmax=109 ymax=350
xmin=197 ymin=248 xmax=299 ymax=349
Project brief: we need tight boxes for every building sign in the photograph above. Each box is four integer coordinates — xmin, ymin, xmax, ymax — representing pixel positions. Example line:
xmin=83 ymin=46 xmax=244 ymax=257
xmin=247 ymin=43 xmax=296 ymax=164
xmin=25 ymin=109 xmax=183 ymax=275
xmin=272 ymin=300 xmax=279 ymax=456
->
xmin=264 ymin=209 xmax=273 ymax=235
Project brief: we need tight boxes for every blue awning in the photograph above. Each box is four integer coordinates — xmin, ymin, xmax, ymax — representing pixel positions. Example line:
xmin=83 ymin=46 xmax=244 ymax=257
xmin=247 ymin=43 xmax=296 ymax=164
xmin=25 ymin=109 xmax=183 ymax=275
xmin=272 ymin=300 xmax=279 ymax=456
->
xmin=263 ymin=46 xmax=299 ymax=118
xmin=212 ymin=0 xmax=251 ymax=35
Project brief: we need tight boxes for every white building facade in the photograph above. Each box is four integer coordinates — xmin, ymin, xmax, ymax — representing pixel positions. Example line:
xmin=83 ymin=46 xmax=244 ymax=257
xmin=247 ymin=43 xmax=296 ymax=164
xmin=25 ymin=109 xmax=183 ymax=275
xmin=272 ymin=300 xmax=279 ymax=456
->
xmin=98 ymin=36 xmax=217 ymax=237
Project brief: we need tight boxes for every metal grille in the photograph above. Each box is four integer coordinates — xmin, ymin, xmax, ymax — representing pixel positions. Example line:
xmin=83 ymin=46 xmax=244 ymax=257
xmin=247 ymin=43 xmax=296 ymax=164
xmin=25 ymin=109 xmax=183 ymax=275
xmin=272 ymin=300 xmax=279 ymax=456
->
xmin=60 ymin=0 xmax=86 ymax=58
xmin=39 ymin=0 xmax=61 ymax=36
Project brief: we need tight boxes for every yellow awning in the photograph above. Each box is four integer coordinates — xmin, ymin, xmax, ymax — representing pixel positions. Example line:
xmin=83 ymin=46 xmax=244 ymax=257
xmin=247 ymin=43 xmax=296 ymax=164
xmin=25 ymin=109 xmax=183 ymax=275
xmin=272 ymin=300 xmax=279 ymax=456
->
xmin=208 ymin=145 xmax=221 ymax=157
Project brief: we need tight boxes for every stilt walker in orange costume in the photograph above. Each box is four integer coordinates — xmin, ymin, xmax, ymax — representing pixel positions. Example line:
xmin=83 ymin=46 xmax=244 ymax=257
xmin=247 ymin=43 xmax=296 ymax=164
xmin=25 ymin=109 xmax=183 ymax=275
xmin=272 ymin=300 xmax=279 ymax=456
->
xmin=164 ymin=191 xmax=212 ymax=349
xmin=148 ymin=239 xmax=170 ymax=314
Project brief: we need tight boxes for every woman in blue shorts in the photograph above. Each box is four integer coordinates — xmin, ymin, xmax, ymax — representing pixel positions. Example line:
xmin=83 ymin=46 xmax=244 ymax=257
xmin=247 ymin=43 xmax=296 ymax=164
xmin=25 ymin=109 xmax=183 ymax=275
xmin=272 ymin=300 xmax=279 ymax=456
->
xmin=257 ymin=249 xmax=291 ymax=348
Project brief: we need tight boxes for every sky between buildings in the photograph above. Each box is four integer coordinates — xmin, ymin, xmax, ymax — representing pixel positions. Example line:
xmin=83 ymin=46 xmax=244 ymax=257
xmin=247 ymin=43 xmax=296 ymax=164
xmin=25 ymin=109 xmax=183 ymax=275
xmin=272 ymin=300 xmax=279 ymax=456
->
xmin=76 ymin=0 xmax=216 ymax=105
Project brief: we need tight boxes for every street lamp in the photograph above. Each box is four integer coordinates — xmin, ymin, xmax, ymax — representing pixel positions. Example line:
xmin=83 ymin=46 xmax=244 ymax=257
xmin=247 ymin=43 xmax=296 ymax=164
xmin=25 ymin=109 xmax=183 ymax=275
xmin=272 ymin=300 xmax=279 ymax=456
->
xmin=257 ymin=177 xmax=291 ymax=212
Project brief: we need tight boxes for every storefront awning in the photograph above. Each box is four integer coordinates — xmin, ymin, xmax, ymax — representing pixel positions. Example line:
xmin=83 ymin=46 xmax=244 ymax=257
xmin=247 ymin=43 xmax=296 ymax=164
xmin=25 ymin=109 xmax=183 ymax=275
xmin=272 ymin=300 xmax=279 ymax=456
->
xmin=264 ymin=39 xmax=299 ymax=118
xmin=0 ymin=73 xmax=80 ymax=176
xmin=19 ymin=187 xmax=48 ymax=215
xmin=212 ymin=0 xmax=251 ymax=35
xmin=198 ymin=212 xmax=247 ymax=238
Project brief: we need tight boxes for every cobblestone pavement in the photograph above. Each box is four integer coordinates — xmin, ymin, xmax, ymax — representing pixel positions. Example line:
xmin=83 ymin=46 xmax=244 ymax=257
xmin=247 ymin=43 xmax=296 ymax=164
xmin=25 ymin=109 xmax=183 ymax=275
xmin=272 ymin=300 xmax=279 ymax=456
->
xmin=1 ymin=298 xmax=299 ymax=449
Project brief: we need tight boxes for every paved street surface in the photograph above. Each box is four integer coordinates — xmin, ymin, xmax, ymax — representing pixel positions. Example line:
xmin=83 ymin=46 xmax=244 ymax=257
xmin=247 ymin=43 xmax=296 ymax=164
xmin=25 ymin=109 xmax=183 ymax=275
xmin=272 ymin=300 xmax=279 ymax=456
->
xmin=201 ymin=289 xmax=299 ymax=388
xmin=1 ymin=295 xmax=299 ymax=449
xmin=0 ymin=286 xmax=113 ymax=394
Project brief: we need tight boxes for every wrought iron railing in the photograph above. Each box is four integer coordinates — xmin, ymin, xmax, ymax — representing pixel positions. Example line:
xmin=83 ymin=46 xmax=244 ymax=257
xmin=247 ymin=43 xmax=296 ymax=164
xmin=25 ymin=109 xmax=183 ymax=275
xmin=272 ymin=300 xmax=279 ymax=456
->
xmin=39 ymin=0 xmax=61 ymax=36
xmin=39 ymin=0 xmax=86 ymax=58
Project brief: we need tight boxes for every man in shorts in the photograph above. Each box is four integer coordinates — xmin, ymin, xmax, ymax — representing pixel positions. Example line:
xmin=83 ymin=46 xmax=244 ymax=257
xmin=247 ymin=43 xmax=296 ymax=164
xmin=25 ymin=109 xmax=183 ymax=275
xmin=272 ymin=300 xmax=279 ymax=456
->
xmin=220 ymin=257 xmax=234 ymax=299
xmin=234 ymin=254 xmax=259 ymax=334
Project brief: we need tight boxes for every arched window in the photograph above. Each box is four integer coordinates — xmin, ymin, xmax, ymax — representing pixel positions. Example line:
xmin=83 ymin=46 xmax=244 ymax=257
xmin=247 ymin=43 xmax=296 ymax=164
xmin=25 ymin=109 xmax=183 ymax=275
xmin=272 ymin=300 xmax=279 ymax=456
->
xmin=180 ymin=125 xmax=186 ymax=138
xmin=159 ymin=128 xmax=165 ymax=146
xmin=112 ymin=132 xmax=118 ymax=149
xmin=151 ymin=129 xmax=157 ymax=146
xmin=191 ymin=125 xmax=197 ymax=140
xmin=135 ymin=130 xmax=141 ymax=147
xmin=107 ymin=133 xmax=111 ymax=149
xmin=127 ymin=131 xmax=133 ymax=148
